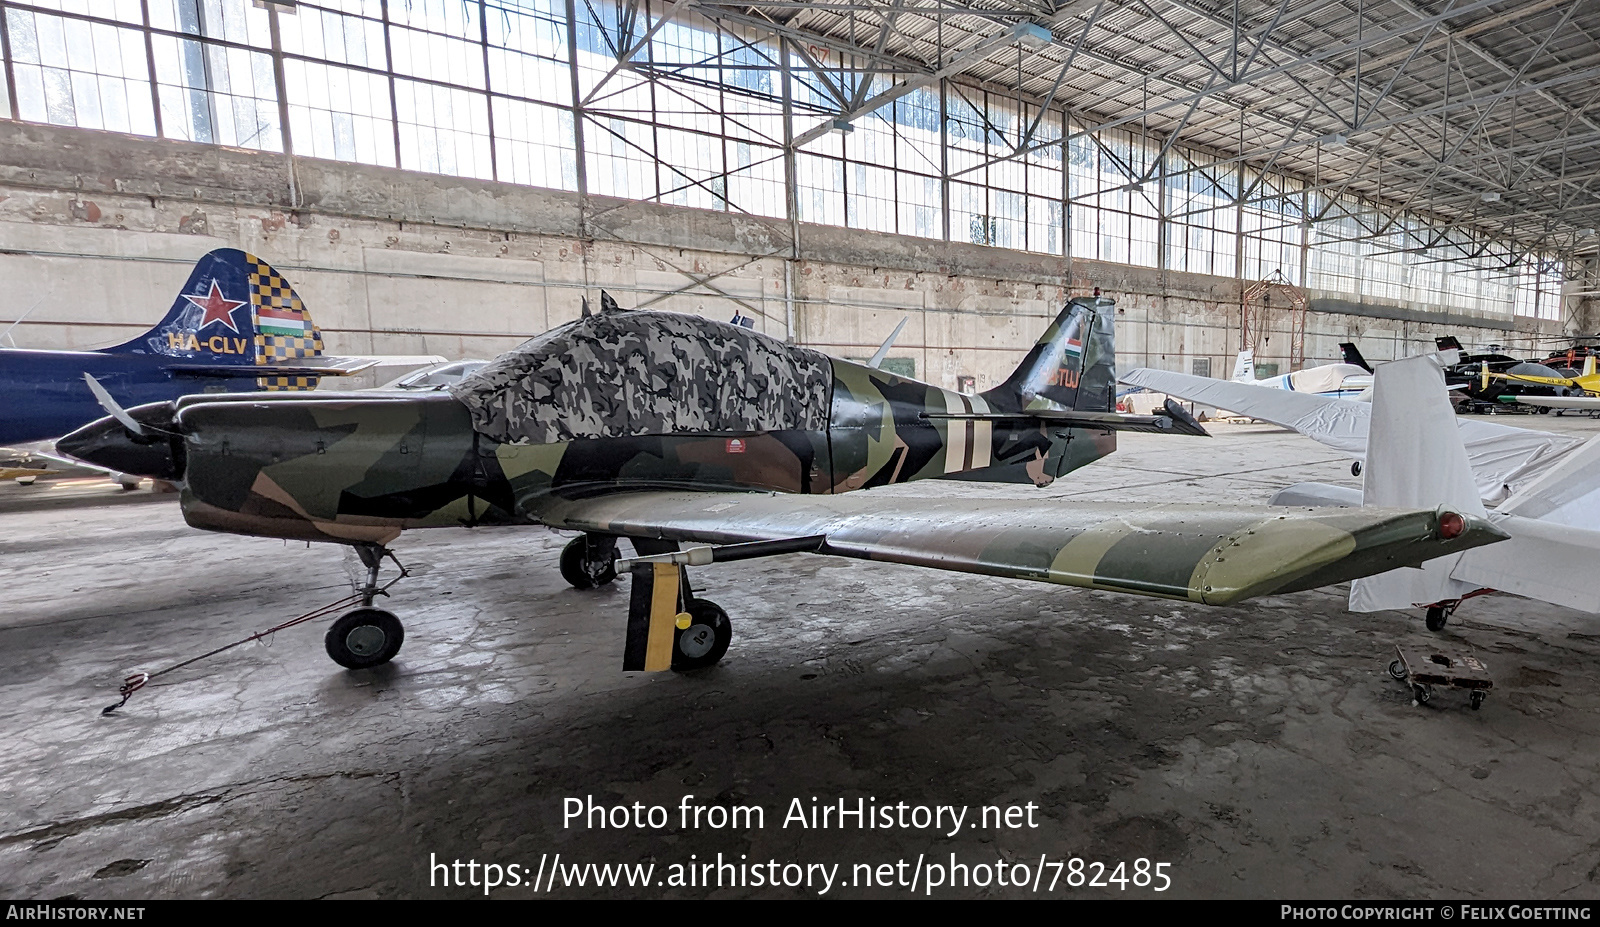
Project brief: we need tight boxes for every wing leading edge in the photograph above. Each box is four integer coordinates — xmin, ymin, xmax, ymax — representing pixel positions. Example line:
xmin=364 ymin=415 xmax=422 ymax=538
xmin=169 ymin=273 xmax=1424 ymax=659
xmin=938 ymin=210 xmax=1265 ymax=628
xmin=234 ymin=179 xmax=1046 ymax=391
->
xmin=534 ymin=492 xmax=1505 ymax=606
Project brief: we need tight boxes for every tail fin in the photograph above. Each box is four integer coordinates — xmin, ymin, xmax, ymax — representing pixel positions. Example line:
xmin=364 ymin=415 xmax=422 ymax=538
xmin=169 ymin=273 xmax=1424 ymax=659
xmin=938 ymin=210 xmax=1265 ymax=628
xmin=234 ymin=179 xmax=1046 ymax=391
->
xmin=105 ymin=249 xmax=325 ymax=389
xmin=1585 ymin=355 xmax=1596 ymax=378
xmin=981 ymin=296 xmax=1115 ymax=414
xmin=1339 ymin=342 xmax=1373 ymax=372
xmin=1231 ymin=350 xmax=1255 ymax=382
xmin=1347 ymin=352 xmax=1485 ymax=612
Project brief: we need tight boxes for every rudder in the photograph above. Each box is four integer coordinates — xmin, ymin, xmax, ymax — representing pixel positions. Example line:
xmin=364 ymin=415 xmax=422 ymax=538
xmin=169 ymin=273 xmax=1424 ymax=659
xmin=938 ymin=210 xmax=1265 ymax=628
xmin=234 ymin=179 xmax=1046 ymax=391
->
xmin=981 ymin=295 xmax=1117 ymax=414
xmin=105 ymin=248 xmax=324 ymax=390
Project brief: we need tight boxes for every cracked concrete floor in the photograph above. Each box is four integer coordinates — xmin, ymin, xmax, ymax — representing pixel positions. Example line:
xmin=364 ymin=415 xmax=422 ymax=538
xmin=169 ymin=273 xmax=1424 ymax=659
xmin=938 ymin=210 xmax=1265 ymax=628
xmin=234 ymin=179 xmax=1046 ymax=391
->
xmin=5 ymin=420 xmax=1600 ymax=899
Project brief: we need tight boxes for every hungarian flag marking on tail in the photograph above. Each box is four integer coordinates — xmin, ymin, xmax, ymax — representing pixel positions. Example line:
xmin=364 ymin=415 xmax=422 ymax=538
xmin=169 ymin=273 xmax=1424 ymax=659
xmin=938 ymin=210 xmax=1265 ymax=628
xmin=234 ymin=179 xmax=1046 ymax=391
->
xmin=257 ymin=305 xmax=309 ymax=337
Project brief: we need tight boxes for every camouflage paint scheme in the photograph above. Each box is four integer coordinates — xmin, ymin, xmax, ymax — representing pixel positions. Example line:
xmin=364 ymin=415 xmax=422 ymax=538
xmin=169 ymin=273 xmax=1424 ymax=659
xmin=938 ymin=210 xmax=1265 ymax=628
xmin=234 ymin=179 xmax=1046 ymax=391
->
xmin=67 ymin=298 xmax=1122 ymax=539
xmin=58 ymin=295 xmax=1507 ymax=605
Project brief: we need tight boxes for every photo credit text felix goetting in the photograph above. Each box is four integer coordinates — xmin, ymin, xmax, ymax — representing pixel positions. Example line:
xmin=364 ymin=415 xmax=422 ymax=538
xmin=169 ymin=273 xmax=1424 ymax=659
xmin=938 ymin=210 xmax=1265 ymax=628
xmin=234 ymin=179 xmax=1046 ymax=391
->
xmin=1282 ymin=908 xmax=1592 ymax=921
xmin=427 ymin=794 xmax=1174 ymax=896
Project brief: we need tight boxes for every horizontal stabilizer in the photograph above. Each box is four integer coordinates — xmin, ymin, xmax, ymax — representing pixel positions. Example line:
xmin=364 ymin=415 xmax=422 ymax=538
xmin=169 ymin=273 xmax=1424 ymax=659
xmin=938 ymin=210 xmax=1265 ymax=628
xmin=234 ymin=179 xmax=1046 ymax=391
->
xmin=1451 ymin=514 xmax=1600 ymax=614
xmin=1495 ymin=433 xmax=1600 ymax=528
xmin=1269 ymin=482 xmax=1363 ymax=507
xmin=925 ymin=398 xmax=1208 ymax=436
xmin=534 ymin=492 xmax=1503 ymax=607
xmin=172 ymin=359 xmax=379 ymax=378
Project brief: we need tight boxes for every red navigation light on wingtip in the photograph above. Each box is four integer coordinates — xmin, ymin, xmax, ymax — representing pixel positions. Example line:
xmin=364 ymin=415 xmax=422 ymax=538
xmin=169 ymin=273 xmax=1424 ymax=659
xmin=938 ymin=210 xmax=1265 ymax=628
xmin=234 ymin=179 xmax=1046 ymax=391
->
xmin=1439 ymin=512 xmax=1466 ymax=540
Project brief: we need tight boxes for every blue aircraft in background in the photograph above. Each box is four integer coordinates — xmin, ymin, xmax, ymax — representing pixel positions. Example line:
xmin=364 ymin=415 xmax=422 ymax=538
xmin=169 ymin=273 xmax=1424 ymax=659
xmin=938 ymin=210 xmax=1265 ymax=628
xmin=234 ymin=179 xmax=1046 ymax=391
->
xmin=0 ymin=249 xmax=427 ymax=448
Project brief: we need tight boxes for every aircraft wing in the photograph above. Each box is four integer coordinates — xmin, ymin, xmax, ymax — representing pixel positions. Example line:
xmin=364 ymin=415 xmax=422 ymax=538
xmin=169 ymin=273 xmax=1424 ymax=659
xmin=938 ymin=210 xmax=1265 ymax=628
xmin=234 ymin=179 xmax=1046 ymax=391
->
xmin=1119 ymin=367 xmax=1584 ymax=503
xmin=533 ymin=491 xmax=1503 ymax=606
xmin=1119 ymin=368 xmax=1371 ymax=453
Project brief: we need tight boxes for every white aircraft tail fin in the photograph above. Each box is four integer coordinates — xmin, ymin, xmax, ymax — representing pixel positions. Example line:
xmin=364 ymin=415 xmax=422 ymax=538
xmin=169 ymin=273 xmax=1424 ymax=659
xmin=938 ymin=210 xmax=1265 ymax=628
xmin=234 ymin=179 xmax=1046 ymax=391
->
xmin=1348 ymin=352 xmax=1484 ymax=612
xmin=1231 ymin=350 xmax=1255 ymax=382
xmin=1585 ymin=354 xmax=1597 ymax=378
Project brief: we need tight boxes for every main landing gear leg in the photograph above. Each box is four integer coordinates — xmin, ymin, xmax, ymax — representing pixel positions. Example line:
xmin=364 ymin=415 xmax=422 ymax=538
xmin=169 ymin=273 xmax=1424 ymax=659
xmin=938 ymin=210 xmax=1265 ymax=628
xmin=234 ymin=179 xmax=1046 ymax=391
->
xmin=620 ymin=538 xmax=732 ymax=672
xmin=612 ymin=535 xmax=825 ymax=673
xmin=325 ymin=542 xmax=409 ymax=670
xmin=1424 ymin=597 xmax=1468 ymax=632
xmin=1422 ymin=589 xmax=1498 ymax=632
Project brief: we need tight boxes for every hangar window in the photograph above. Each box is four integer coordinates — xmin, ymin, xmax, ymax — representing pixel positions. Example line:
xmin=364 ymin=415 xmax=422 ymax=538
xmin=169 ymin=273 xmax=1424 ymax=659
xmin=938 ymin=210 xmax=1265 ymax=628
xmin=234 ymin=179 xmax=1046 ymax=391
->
xmin=151 ymin=37 xmax=280 ymax=150
xmin=1164 ymin=149 xmax=1237 ymax=278
xmin=5 ymin=8 xmax=156 ymax=135
xmin=283 ymin=57 xmax=395 ymax=166
xmin=395 ymin=77 xmax=492 ymax=179
xmin=0 ymin=0 xmax=1579 ymax=324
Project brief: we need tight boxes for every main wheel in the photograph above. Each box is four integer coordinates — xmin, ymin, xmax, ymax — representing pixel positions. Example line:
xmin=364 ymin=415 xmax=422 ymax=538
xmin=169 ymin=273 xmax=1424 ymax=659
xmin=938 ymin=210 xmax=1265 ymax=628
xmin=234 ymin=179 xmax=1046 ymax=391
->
xmin=672 ymin=598 xmax=731 ymax=671
xmin=560 ymin=536 xmax=617 ymax=589
xmin=1471 ymin=690 xmax=1486 ymax=711
xmin=325 ymin=608 xmax=404 ymax=669
xmin=1425 ymin=605 xmax=1449 ymax=632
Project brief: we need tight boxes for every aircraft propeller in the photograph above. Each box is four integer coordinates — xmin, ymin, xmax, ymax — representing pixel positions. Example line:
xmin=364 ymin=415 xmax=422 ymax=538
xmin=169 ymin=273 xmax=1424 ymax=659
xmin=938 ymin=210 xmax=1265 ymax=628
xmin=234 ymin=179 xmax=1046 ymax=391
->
xmin=83 ymin=373 xmax=146 ymax=437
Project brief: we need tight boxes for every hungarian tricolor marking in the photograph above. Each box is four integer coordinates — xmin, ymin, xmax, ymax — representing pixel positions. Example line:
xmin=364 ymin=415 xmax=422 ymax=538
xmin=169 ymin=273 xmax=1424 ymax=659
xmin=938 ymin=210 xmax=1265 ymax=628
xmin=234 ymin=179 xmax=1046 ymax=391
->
xmin=258 ymin=306 xmax=309 ymax=337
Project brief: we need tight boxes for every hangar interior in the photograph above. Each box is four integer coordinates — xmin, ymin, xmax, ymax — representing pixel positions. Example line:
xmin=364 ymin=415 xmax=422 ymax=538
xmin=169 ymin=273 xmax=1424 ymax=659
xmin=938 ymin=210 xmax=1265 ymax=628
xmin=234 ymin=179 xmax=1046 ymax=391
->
xmin=7 ymin=0 xmax=1600 ymax=902
xmin=1 ymin=0 xmax=1597 ymax=382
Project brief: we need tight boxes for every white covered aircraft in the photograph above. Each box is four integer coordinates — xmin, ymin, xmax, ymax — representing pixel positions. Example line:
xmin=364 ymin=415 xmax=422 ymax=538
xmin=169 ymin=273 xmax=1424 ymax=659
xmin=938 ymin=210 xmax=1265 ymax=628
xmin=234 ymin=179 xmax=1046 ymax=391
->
xmin=1124 ymin=353 xmax=1600 ymax=630
xmin=1230 ymin=344 xmax=1373 ymax=398
xmin=1121 ymin=357 xmax=1583 ymax=505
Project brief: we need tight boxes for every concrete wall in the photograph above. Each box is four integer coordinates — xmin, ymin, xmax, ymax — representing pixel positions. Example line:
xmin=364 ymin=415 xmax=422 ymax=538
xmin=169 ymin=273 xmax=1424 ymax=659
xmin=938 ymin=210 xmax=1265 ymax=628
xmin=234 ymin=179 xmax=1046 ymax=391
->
xmin=0 ymin=121 xmax=1567 ymax=391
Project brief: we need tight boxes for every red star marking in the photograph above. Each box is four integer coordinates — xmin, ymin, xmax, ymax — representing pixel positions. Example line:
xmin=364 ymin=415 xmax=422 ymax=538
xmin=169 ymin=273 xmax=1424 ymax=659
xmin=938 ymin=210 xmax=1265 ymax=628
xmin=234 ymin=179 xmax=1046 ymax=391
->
xmin=183 ymin=280 xmax=246 ymax=333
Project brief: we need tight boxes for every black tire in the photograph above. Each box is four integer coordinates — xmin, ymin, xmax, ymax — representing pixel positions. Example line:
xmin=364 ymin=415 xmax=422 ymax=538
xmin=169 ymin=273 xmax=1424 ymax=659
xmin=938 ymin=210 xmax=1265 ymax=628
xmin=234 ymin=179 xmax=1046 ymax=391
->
xmin=672 ymin=598 xmax=731 ymax=671
xmin=1425 ymin=606 xmax=1449 ymax=632
xmin=1471 ymin=690 xmax=1485 ymax=711
xmin=560 ymin=537 xmax=617 ymax=589
xmin=1413 ymin=684 xmax=1432 ymax=705
xmin=1351 ymin=461 xmax=1363 ymax=477
xmin=1388 ymin=660 xmax=1406 ymax=681
xmin=325 ymin=608 xmax=404 ymax=669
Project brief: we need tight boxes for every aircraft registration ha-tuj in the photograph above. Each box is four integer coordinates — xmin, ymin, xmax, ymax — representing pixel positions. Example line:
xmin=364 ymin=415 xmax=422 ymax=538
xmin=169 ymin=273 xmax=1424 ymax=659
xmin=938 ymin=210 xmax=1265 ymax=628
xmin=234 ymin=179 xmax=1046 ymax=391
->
xmin=58 ymin=289 xmax=1504 ymax=697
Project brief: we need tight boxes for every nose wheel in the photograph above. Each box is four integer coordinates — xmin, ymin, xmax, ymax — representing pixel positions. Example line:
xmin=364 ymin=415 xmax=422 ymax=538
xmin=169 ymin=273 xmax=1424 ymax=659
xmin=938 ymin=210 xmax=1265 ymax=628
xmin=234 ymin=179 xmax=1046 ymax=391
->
xmin=325 ymin=607 xmax=405 ymax=669
xmin=561 ymin=535 xmax=619 ymax=589
xmin=325 ymin=542 xmax=409 ymax=669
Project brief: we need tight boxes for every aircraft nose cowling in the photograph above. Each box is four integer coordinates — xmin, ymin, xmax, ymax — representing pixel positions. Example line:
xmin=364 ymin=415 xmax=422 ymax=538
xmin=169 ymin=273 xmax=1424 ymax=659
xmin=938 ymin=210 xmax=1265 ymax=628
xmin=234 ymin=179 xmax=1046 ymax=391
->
xmin=56 ymin=401 xmax=184 ymax=481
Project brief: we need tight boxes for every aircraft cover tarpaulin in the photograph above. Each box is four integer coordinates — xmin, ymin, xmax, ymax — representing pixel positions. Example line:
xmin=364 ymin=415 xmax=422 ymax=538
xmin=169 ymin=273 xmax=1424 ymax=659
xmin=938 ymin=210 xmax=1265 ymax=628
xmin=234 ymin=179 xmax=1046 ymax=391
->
xmin=1119 ymin=367 xmax=1585 ymax=503
xmin=452 ymin=310 xmax=833 ymax=444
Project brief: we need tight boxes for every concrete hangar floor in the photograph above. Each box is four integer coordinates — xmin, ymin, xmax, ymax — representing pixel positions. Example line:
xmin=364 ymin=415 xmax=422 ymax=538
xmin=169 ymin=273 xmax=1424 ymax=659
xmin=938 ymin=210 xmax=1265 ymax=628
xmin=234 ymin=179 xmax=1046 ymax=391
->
xmin=4 ymin=419 xmax=1600 ymax=900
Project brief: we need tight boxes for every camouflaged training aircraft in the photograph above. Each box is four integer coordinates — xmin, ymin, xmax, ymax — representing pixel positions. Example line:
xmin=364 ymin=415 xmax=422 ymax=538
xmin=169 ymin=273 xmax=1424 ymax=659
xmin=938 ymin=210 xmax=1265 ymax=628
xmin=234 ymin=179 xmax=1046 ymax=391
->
xmin=58 ymin=290 xmax=1506 ymax=675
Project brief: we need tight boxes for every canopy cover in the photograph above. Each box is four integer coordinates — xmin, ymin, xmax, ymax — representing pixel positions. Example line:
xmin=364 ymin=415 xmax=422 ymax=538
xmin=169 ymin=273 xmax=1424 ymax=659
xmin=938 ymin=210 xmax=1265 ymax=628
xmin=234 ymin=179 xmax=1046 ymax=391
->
xmin=452 ymin=309 xmax=833 ymax=445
